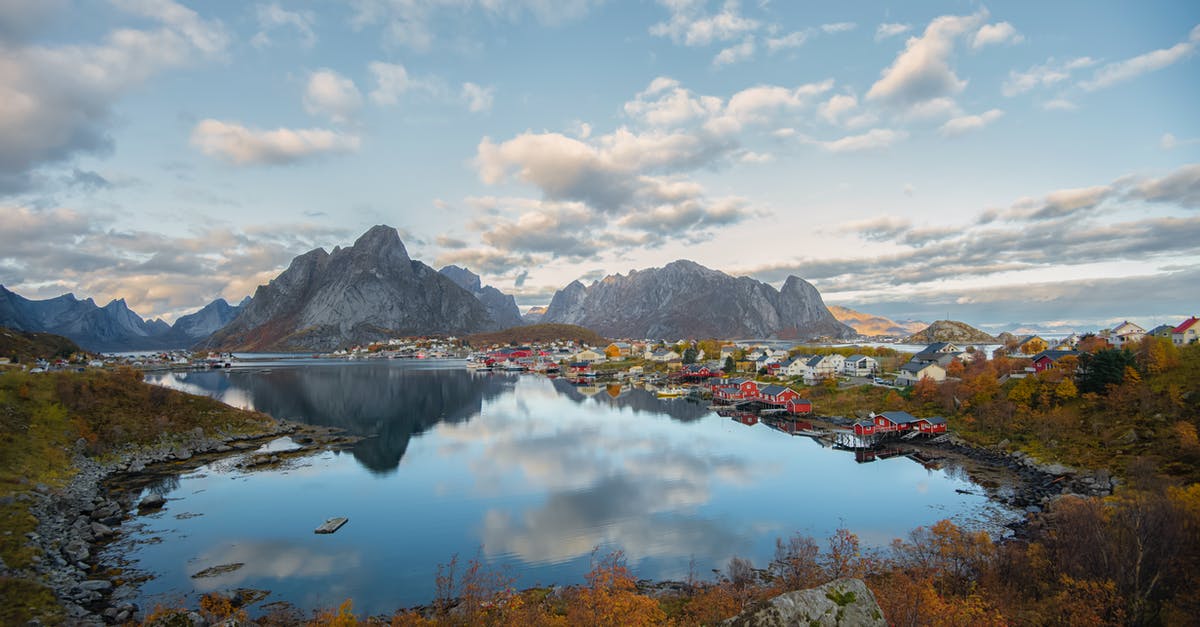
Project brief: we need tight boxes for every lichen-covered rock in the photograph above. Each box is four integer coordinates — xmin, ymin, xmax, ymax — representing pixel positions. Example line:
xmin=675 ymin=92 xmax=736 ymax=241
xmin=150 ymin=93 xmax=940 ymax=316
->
xmin=722 ymin=578 xmax=886 ymax=626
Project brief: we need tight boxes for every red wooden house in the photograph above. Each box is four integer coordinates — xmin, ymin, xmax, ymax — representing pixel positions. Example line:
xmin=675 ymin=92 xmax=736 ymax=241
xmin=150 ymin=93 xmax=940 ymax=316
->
xmin=913 ymin=416 xmax=948 ymax=434
xmin=786 ymin=399 xmax=813 ymax=415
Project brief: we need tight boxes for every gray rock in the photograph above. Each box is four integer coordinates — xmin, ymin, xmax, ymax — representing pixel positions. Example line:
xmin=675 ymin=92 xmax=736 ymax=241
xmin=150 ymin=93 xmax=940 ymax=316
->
xmin=138 ymin=493 xmax=166 ymax=510
xmin=80 ymin=579 xmax=112 ymax=591
xmin=200 ymin=225 xmax=495 ymax=352
xmin=722 ymin=578 xmax=886 ymax=626
xmin=90 ymin=522 xmax=114 ymax=539
xmin=174 ymin=447 xmax=192 ymax=461
xmin=541 ymin=260 xmax=854 ymax=340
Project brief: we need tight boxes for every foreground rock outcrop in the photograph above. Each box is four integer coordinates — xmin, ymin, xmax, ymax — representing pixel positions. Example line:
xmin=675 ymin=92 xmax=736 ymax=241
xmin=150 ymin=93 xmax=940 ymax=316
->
xmin=541 ymin=260 xmax=854 ymax=340
xmin=723 ymin=578 xmax=886 ymax=626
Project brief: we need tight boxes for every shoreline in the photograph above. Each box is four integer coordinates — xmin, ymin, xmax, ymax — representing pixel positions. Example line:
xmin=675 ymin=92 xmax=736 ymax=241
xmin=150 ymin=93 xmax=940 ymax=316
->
xmin=22 ymin=410 xmax=1115 ymax=624
xmin=18 ymin=420 xmax=358 ymax=625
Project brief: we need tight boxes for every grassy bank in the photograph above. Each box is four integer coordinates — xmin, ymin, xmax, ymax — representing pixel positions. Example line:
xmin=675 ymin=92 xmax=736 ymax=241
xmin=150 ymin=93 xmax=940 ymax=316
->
xmin=0 ymin=368 xmax=276 ymax=623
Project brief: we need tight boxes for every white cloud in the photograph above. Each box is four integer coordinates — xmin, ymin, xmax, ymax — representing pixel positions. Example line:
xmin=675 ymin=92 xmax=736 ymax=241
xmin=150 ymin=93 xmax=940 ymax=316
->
xmin=303 ymin=69 xmax=362 ymax=124
xmin=350 ymin=0 xmax=602 ymax=50
xmin=713 ymin=37 xmax=755 ymax=66
xmin=461 ymin=82 xmax=495 ymax=112
xmin=0 ymin=0 xmax=229 ymax=191
xmin=1080 ymin=26 xmax=1199 ymax=90
xmin=866 ymin=10 xmax=987 ymax=106
xmin=367 ymin=61 xmax=413 ymax=105
xmin=650 ymin=0 xmax=760 ymax=46
xmin=821 ymin=22 xmax=857 ymax=34
xmin=738 ymin=151 xmax=772 ymax=163
xmin=939 ymin=109 xmax=1004 ymax=136
xmin=971 ymin=22 xmax=1023 ymax=49
xmin=875 ymin=23 xmax=910 ymax=41
xmin=1002 ymin=56 xmax=1094 ymax=96
xmin=815 ymin=129 xmax=907 ymax=153
xmin=252 ymin=2 xmax=316 ymax=48
xmin=190 ymin=119 xmax=360 ymax=165
xmin=817 ymin=93 xmax=858 ymax=125
xmin=766 ymin=30 xmax=808 ymax=52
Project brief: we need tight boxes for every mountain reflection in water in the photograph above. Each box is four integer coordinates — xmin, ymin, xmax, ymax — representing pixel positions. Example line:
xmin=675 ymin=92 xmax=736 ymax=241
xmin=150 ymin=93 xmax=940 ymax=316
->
xmin=153 ymin=361 xmax=710 ymax=472
xmin=133 ymin=360 xmax=1015 ymax=614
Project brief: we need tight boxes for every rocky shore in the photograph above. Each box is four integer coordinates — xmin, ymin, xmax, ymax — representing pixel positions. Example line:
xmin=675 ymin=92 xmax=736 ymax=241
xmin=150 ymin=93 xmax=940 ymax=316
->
xmin=10 ymin=422 xmax=355 ymax=625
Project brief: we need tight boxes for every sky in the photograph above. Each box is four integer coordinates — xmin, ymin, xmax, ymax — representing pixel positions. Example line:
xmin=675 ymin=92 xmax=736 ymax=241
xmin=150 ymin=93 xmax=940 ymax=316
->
xmin=1 ymin=0 xmax=1198 ymax=332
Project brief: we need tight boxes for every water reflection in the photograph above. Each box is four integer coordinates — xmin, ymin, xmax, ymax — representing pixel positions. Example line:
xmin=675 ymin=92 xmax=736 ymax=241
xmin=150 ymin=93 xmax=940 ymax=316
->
xmin=154 ymin=364 xmax=514 ymax=473
xmin=189 ymin=539 xmax=362 ymax=592
xmin=133 ymin=362 xmax=1018 ymax=613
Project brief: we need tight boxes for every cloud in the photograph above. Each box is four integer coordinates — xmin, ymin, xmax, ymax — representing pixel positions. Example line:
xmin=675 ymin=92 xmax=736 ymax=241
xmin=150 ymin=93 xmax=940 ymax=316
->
xmin=812 ymin=129 xmax=907 ymax=153
xmin=713 ymin=37 xmax=755 ymax=66
xmin=1042 ymin=98 xmax=1077 ymax=111
xmin=939 ymin=109 xmax=1004 ymax=136
xmin=0 ymin=0 xmax=228 ymax=192
xmin=971 ymin=21 xmax=1022 ymax=49
xmin=650 ymin=0 xmax=760 ymax=47
xmin=875 ymin=23 xmax=910 ymax=41
xmin=190 ymin=119 xmax=360 ymax=165
xmin=350 ymin=0 xmax=601 ymax=51
xmin=766 ymin=30 xmax=808 ymax=52
xmin=461 ymin=82 xmax=494 ymax=112
xmin=303 ymin=69 xmax=362 ymax=124
xmin=1128 ymin=163 xmax=1200 ymax=209
xmin=251 ymin=2 xmax=316 ymax=48
xmin=818 ymin=94 xmax=858 ymax=125
xmin=866 ymin=10 xmax=986 ymax=106
xmin=821 ymin=22 xmax=857 ymax=34
xmin=0 ymin=204 xmax=353 ymax=319
xmin=1079 ymin=26 xmax=1200 ymax=91
xmin=1002 ymin=57 xmax=1095 ymax=96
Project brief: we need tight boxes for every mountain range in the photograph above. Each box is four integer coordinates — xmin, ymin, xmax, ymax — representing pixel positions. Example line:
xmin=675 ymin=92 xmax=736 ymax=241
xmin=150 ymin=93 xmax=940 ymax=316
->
xmin=540 ymin=259 xmax=854 ymax=340
xmin=0 ymin=286 xmax=246 ymax=352
xmin=3 ymin=225 xmax=868 ymax=351
xmin=828 ymin=305 xmax=927 ymax=337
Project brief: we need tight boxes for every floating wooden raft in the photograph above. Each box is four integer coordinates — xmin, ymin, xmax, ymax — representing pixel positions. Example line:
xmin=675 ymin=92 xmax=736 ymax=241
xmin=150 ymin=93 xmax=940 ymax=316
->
xmin=314 ymin=517 xmax=349 ymax=534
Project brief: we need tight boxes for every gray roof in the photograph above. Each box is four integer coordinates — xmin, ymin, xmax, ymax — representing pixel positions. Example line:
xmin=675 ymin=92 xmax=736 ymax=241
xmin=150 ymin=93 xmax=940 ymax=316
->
xmin=926 ymin=416 xmax=947 ymax=425
xmin=758 ymin=384 xmax=789 ymax=396
xmin=846 ymin=354 xmax=871 ymax=362
xmin=879 ymin=411 xmax=917 ymax=424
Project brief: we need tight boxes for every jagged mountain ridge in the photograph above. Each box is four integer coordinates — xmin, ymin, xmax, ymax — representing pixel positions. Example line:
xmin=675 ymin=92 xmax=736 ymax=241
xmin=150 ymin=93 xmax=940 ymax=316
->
xmin=203 ymin=226 xmax=496 ymax=352
xmin=540 ymin=260 xmax=854 ymax=340
xmin=0 ymin=286 xmax=251 ymax=352
xmin=829 ymin=305 xmax=927 ymax=337
xmin=438 ymin=265 xmax=523 ymax=329
xmin=521 ymin=306 xmax=548 ymax=324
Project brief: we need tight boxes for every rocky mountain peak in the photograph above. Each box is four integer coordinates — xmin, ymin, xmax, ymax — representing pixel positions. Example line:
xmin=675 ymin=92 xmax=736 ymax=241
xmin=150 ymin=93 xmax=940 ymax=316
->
xmin=439 ymin=265 xmax=483 ymax=293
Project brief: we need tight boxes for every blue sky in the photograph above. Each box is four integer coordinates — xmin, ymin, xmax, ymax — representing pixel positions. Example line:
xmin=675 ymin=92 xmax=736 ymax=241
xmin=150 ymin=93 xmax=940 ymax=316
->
xmin=1 ymin=0 xmax=1198 ymax=332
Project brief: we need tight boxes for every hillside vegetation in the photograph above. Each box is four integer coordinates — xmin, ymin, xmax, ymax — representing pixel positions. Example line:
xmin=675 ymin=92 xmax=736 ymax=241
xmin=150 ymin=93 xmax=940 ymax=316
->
xmin=902 ymin=319 xmax=997 ymax=344
xmin=465 ymin=323 xmax=608 ymax=348
xmin=0 ymin=369 xmax=275 ymax=622
xmin=0 ymin=327 xmax=87 ymax=364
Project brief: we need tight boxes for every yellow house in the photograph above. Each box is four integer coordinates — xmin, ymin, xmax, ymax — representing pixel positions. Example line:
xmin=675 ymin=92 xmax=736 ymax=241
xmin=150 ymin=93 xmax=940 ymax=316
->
xmin=605 ymin=342 xmax=631 ymax=359
xmin=1016 ymin=335 xmax=1048 ymax=355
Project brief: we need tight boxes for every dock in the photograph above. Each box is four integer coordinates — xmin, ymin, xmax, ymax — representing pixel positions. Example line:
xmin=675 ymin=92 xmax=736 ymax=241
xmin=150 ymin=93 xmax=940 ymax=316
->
xmin=315 ymin=517 xmax=349 ymax=534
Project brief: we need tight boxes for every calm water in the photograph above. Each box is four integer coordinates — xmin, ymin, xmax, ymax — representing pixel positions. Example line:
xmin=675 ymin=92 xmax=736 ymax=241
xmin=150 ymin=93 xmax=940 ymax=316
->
xmin=117 ymin=360 xmax=1016 ymax=614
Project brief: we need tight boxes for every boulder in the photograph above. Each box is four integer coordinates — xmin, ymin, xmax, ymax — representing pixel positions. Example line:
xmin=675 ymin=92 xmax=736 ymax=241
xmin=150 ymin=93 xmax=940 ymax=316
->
xmin=138 ymin=493 xmax=166 ymax=510
xmin=722 ymin=578 xmax=885 ymax=626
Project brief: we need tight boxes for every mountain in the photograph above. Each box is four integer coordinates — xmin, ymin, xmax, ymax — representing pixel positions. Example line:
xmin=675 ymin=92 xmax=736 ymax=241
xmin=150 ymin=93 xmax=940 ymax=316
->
xmin=0 ymin=327 xmax=88 ymax=363
xmin=203 ymin=225 xmax=495 ymax=352
xmin=522 ymin=306 xmax=547 ymax=324
xmin=438 ymin=265 xmax=523 ymax=329
xmin=829 ymin=305 xmax=927 ymax=337
xmin=0 ymin=286 xmax=178 ymax=352
xmin=903 ymin=320 xmax=998 ymax=344
xmin=172 ymin=296 xmax=250 ymax=342
xmin=540 ymin=260 xmax=854 ymax=340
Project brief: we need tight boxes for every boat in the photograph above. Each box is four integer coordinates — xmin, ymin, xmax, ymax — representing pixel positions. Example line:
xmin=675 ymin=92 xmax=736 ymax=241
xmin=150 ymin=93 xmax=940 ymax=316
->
xmin=656 ymin=387 xmax=686 ymax=398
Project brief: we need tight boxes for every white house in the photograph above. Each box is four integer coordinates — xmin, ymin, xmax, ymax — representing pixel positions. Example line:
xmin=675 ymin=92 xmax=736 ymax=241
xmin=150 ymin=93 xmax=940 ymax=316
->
xmin=897 ymin=361 xmax=946 ymax=385
xmin=573 ymin=349 xmax=606 ymax=363
xmin=646 ymin=348 xmax=681 ymax=362
xmin=842 ymin=354 xmax=879 ymax=377
xmin=781 ymin=355 xmax=813 ymax=378
xmin=1110 ymin=321 xmax=1146 ymax=348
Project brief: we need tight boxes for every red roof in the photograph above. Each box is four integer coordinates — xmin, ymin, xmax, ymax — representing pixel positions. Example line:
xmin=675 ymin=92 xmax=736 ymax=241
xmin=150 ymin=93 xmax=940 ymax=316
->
xmin=1174 ymin=317 xmax=1199 ymax=334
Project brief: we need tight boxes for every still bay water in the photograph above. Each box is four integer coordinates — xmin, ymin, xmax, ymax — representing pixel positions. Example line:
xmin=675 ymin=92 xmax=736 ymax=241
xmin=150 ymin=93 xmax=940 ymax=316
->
xmin=120 ymin=359 xmax=1017 ymax=614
